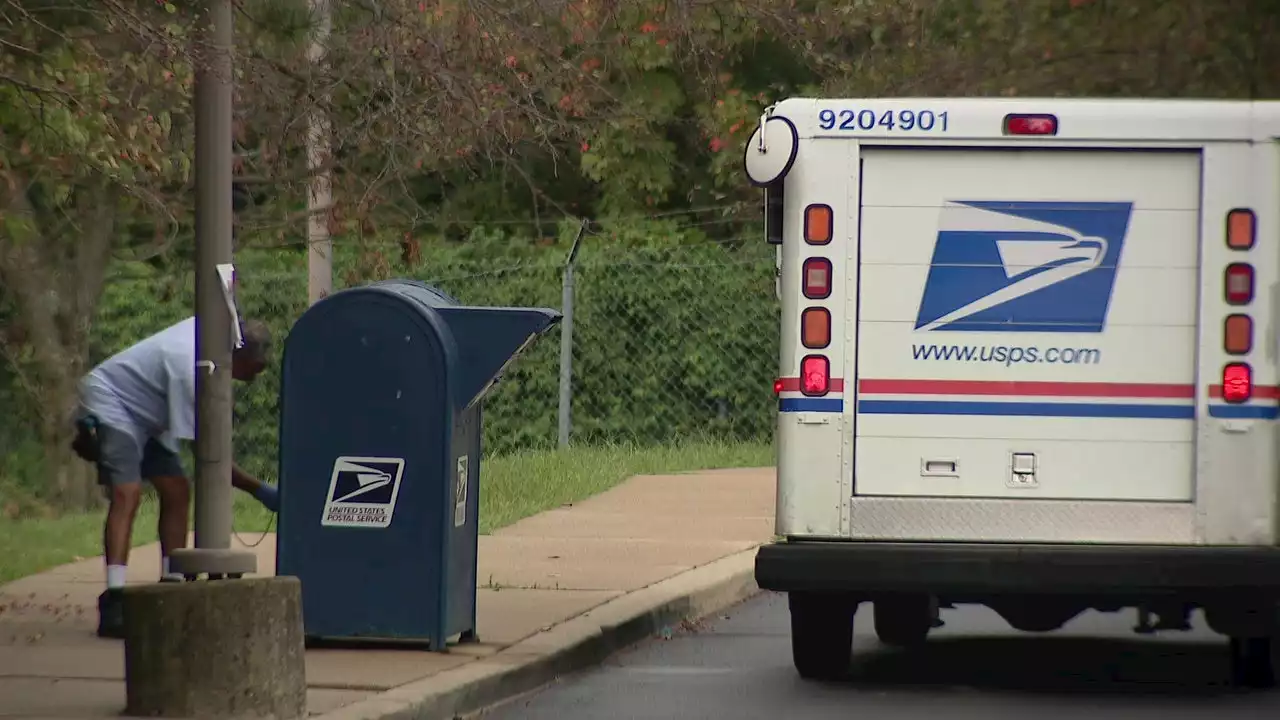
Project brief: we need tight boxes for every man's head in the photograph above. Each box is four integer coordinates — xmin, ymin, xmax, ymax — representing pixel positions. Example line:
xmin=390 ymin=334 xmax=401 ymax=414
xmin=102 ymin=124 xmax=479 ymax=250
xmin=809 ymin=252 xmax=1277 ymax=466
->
xmin=232 ymin=319 xmax=272 ymax=382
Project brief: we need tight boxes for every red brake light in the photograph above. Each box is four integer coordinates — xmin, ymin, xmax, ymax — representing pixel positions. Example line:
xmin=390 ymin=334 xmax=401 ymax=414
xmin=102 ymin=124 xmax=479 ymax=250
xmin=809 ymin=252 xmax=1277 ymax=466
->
xmin=802 ymin=258 xmax=832 ymax=299
xmin=1225 ymin=263 xmax=1254 ymax=305
xmin=773 ymin=378 xmax=784 ymax=395
xmin=800 ymin=355 xmax=829 ymax=396
xmin=1003 ymin=114 xmax=1058 ymax=136
xmin=1222 ymin=363 xmax=1252 ymax=403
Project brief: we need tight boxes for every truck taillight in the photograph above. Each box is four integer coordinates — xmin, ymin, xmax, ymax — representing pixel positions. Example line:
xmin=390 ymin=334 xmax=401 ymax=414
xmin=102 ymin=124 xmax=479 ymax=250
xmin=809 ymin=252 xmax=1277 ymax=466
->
xmin=804 ymin=204 xmax=833 ymax=245
xmin=801 ymin=307 xmax=831 ymax=348
xmin=773 ymin=378 xmax=784 ymax=395
xmin=1225 ymin=263 xmax=1254 ymax=305
xmin=1227 ymin=209 xmax=1256 ymax=250
xmin=1222 ymin=363 xmax=1252 ymax=403
xmin=1225 ymin=314 xmax=1253 ymax=355
xmin=801 ymin=355 xmax=829 ymax=396
xmin=1003 ymin=114 xmax=1058 ymax=136
xmin=802 ymin=258 xmax=832 ymax=299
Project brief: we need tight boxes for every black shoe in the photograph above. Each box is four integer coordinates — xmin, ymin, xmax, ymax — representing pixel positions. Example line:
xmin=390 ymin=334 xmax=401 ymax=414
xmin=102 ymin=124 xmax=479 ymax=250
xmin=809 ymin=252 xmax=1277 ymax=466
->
xmin=97 ymin=589 xmax=125 ymax=639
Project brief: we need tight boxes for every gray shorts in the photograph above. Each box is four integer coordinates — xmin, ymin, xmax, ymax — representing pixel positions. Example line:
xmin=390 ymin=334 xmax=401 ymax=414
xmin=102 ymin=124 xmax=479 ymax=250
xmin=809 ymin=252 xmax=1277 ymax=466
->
xmin=77 ymin=417 xmax=186 ymax=487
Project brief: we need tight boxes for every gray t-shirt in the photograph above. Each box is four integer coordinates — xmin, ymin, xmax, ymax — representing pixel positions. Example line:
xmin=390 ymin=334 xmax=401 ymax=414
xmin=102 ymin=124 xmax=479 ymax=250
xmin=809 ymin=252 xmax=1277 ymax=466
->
xmin=78 ymin=316 xmax=197 ymax=454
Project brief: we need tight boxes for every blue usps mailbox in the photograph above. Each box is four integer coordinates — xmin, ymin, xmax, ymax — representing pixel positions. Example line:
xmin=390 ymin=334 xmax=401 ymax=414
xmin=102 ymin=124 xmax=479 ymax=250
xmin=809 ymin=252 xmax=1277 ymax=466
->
xmin=274 ymin=279 xmax=560 ymax=649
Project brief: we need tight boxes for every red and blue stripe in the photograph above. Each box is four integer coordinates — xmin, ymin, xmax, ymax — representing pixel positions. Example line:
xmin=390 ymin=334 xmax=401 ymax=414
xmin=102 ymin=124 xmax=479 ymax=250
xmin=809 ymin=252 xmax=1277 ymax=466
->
xmin=777 ymin=378 xmax=1280 ymax=419
xmin=777 ymin=377 xmax=845 ymax=413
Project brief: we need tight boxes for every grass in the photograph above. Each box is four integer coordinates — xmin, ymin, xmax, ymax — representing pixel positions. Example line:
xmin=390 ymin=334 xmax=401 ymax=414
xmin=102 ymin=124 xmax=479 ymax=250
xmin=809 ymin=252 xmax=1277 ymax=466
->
xmin=0 ymin=438 xmax=772 ymax=586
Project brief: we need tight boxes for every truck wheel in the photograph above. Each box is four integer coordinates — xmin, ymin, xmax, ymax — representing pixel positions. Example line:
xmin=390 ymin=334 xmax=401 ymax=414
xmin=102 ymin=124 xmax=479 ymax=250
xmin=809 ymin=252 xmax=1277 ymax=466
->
xmin=874 ymin=595 xmax=933 ymax=647
xmin=788 ymin=592 xmax=854 ymax=681
xmin=1230 ymin=636 xmax=1276 ymax=689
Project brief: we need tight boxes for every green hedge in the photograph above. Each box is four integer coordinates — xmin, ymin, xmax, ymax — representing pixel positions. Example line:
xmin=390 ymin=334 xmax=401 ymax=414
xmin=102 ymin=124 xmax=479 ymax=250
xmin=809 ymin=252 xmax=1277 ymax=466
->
xmin=79 ymin=224 xmax=779 ymax=484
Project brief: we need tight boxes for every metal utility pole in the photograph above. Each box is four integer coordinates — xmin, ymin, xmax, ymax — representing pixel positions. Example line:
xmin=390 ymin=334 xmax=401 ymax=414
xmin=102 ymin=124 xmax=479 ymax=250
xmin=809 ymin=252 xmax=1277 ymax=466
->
xmin=557 ymin=220 xmax=588 ymax=447
xmin=125 ymin=9 xmax=303 ymax=717
xmin=306 ymin=0 xmax=333 ymax=305
xmin=170 ymin=0 xmax=256 ymax=579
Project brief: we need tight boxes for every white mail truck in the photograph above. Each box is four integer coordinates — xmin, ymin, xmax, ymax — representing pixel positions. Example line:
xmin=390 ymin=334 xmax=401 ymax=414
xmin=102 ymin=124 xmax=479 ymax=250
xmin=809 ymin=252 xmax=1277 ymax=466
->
xmin=744 ymin=97 xmax=1280 ymax=686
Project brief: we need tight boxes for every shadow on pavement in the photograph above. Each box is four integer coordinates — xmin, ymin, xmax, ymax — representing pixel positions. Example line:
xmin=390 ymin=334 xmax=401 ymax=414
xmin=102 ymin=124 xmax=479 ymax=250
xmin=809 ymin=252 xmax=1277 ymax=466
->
xmin=839 ymin=635 xmax=1262 ymax=698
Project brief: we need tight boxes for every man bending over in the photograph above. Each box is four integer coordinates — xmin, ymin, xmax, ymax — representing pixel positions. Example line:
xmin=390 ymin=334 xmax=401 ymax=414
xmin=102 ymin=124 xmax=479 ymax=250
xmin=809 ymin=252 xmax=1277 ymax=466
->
xmin=72 ymin=316 xmax=280 ymax=638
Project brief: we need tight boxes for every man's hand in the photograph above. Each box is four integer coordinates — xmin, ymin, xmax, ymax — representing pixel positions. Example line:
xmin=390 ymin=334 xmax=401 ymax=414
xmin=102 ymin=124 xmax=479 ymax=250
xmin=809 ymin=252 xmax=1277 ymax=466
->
xmin=254 ymin=484 xmax=280 ymax=513
xmin=232 ymin=463 xmax=280 ymax=513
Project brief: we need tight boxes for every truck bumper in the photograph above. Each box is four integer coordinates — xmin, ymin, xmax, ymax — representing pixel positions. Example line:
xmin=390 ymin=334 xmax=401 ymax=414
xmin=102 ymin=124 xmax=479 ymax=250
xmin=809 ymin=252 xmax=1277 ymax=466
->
xmin=755 ymin=540 xmax=1280 ymax=599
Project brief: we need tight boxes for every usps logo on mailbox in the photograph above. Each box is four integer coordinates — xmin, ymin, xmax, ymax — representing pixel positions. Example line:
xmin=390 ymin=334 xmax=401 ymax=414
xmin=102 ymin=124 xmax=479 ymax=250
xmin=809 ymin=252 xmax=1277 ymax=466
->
xmin=321 ymin=456 xmax=406 ymax=528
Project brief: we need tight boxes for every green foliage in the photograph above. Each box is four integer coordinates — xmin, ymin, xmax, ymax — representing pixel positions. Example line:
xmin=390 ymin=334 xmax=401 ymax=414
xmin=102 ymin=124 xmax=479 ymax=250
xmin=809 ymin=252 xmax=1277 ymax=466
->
xmin=0 ymin=0 xmax=200 ymax=510
xmin=5 ymin=0 xmax=1280 ymax=514
xmin=564 ymin=225 xmax=777 ymax=447
xmin=69 ymin=220 xmax=775 ymax=487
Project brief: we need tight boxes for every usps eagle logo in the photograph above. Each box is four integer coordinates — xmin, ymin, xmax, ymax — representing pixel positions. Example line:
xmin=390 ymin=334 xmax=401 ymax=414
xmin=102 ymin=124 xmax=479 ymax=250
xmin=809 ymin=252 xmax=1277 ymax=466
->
xmin=913 ymin=200 xmax=1134 ymax=333
xmin=320 ymin=456 xmax=406 ymax=528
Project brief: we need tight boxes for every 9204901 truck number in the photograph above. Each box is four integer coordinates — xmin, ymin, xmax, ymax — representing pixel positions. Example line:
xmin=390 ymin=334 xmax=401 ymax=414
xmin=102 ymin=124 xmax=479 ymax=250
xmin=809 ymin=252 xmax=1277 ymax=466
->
xmin=817 ymin=108 xmax=950 ymax=133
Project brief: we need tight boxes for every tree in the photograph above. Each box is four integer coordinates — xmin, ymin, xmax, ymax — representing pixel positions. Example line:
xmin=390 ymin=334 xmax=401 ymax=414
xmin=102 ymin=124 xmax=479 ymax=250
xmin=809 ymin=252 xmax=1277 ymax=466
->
xmin=4 ymin=0 xmax=1279 ymax=511
xmin=1 ymin=0 xmax=195 ymax=508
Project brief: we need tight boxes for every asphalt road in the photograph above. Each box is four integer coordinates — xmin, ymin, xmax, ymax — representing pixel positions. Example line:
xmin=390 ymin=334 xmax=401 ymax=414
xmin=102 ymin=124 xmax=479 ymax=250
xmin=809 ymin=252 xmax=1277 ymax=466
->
xmin=480 ymin=591 xmax=1280 ymax=720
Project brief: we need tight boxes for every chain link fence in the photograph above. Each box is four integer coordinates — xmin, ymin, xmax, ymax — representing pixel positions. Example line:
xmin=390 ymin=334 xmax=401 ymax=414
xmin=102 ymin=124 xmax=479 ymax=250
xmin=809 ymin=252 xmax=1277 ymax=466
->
xmin=428 ymin=239 xmax=781 ymax=455
xmin=35 ymin=235 xmax=780 ymax=487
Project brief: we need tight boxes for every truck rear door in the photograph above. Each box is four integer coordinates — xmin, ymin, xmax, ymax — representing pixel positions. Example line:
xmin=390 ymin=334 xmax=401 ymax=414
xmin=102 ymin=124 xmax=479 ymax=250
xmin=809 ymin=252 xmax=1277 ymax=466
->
xmin=853 ymin=148 xmax=1200 ymax=501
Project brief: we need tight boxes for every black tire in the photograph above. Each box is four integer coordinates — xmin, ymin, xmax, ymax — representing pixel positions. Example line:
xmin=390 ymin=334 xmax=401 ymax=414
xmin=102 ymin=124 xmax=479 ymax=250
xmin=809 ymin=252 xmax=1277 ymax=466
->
xmin=1230 ymin=636 xmax=1276 ymax=689
xmin=873 ymin=595 xmax=933 ymax=647
xmin=788 ymin=592 xmax=854 ymax=681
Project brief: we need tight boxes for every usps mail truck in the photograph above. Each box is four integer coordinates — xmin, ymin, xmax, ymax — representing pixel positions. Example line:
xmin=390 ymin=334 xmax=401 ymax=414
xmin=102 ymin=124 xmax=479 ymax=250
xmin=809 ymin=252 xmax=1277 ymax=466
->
xmin=745 ymin=98 xmax=1280 ymax=686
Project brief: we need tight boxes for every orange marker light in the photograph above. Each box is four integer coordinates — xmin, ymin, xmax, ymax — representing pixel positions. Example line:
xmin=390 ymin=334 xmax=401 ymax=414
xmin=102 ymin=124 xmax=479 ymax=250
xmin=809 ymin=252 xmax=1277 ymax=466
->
xmin=804 ymin=204 xmax=833 ymax=245
xmin=801 ymin=307 xmax=831 ymax=349
xmin=1225 ymin=314 xmax=1253 ymax=355
xmin=1227 ymin=209 xmax=1256 ymax=250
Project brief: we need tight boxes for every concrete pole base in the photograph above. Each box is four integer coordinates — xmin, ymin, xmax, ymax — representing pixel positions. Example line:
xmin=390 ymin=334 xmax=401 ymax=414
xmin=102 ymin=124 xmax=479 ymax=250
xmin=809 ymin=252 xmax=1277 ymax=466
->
xmin=122 ymin=576 xmax=307 ymax=719
xmin=168 ymin=547 xmax=258 ymax=579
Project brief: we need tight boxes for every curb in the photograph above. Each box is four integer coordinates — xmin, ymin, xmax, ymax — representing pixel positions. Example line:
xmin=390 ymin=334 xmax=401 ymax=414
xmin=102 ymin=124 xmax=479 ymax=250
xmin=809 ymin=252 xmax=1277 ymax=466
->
xmin=313 ymin=546 xmax=763 ymax=720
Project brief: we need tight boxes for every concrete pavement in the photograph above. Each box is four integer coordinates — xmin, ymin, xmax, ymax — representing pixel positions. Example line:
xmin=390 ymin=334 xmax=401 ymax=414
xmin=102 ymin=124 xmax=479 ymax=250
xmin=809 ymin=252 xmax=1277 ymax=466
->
xmin=0 ymin=467 xmax=774 ymax=719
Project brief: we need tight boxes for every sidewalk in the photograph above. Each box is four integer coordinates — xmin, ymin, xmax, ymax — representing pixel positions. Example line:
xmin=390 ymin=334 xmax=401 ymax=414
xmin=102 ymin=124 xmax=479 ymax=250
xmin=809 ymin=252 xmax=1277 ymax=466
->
xmin=0 ymin=467 xmax=775 ymax=719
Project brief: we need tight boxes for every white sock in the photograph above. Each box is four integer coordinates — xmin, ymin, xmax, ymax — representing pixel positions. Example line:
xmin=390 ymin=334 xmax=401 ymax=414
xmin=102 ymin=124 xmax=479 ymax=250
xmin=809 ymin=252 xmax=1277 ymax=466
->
xmin=106 ymin=564 xmax=127 ymax=590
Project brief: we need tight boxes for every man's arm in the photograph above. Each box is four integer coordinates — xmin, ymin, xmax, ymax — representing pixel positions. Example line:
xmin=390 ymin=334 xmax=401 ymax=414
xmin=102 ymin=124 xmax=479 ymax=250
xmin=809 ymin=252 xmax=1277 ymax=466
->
xmin=173 ymin=331 xmax=279 ymax=512
xmin=231 ymin=463 xmax=262 ymax=494
xmin=232 ymin=462 xmax=279 ymax=512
